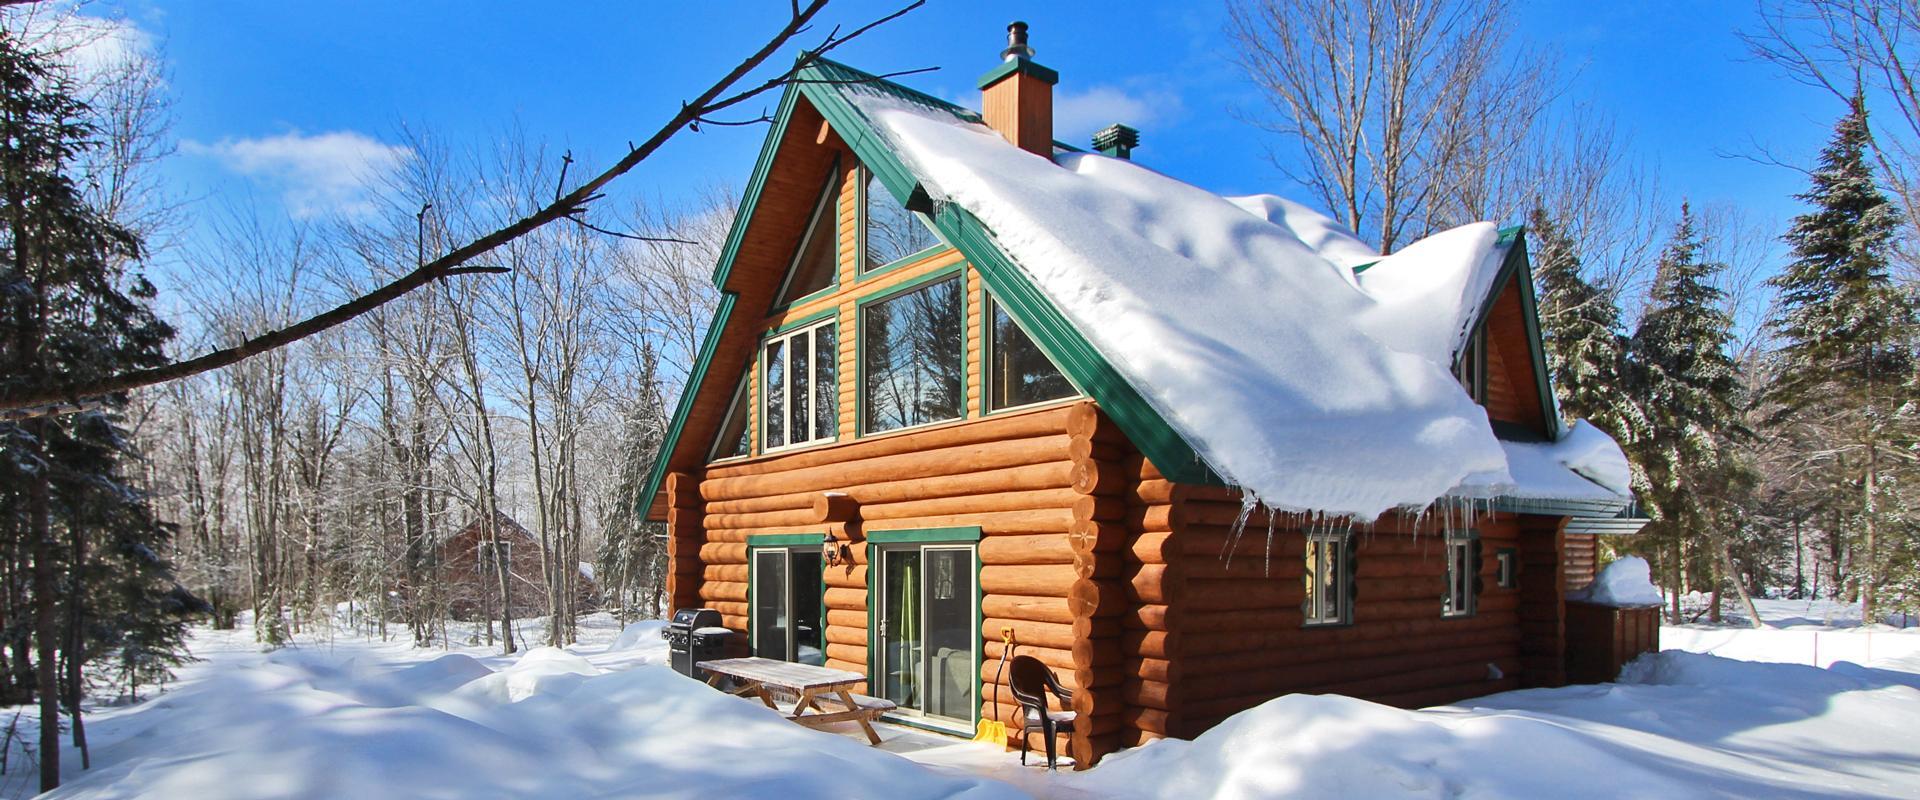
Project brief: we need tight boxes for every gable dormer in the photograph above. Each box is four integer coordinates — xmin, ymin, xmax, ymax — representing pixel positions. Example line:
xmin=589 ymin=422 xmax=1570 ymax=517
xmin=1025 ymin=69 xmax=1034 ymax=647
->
xmin=1453 ymin=231 xmax=1557 ymax=441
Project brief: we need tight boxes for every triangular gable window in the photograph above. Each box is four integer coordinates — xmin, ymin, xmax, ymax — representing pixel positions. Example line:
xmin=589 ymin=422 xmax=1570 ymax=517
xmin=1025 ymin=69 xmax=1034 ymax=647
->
xmin=709 ymin=369 xmax=752 ymax=461
xmin=774 ymin=165 xmax=841 ymax=307
xmin=863 ymin=167 xmax=942 ymax=272
xmin=1454 ymin=325 xmax=1487 ymax=404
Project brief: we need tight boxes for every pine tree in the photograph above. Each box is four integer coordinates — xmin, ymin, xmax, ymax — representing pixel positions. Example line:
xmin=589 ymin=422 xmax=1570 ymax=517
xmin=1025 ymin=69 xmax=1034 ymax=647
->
xmin=0 ymin=30 xmax=186 ymax=791
xmin=1765 ymin=96 xmax=1917 ymax=623
xmin=1627 ymin=204 xmax=1746 ymax=624
xmin=1528 ymin=205 xmax=1640 ymax=441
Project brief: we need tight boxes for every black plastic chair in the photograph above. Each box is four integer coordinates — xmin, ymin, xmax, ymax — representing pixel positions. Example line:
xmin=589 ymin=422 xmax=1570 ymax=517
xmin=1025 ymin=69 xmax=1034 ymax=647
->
xmin=1008 ymin=655 xmax=1077 ymax=770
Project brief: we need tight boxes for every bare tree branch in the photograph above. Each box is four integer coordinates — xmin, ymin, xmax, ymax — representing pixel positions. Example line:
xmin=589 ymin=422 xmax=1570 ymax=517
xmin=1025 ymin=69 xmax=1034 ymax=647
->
xmin=1 ymin=0 xmax=926 ymax=416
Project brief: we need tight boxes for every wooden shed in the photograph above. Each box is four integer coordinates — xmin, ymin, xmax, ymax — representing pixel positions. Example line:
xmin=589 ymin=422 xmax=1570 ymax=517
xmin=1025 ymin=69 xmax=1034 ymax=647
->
xmin=438 ymin=512 xmax=598 ymax=621
xmin=641 ymin=27 xmax=1648 ymax=767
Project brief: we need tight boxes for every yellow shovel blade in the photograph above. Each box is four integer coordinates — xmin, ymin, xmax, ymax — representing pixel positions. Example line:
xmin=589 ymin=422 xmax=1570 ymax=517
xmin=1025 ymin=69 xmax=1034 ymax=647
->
xmin=973 ymin=719 xmax=1007 ymax=744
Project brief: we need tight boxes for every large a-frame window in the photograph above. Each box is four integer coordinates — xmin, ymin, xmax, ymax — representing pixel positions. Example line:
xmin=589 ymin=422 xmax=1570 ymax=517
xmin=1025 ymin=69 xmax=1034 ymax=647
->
xmin=985 ymin=292 xmax=1075 ymax=412
xmin=863 ymin=167 xmax=942 ymax=273
xmin=861 ymin=273 xmax=964 ymax=434
xmin=774 ymin=165 xmax=842 ymax=307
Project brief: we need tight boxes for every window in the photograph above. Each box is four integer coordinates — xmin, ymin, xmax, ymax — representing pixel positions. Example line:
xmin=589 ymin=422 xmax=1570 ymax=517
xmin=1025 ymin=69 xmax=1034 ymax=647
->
xmin=710 ymin=369 xmax=752 ymax=461
xmin=475 ymin=540 xmax=510 ymax=576
xmin=1303 ymin=530 xmax=1353 ymax=626
xmin=774 ymin=166 xmax=841 ymax=306
xmin=863 ymin=167 xmax=942 ymax=272
xmin=752 ymin=545 xmax=825 ymax=665
xmin=762 ymin=320 xmax=837 ymax=452
xmin=1455 ymin=326 xmax=1487 ymax=403
xmin=985 ymin=293 xmax=1075 ymax=412
xmin=1443 ymin=530 xmax=1481 ymax=617
xmin=861 ymin=275 xmax=963 ymax=434
xmin=1496 ymin=548 xmax=1518 ymax=589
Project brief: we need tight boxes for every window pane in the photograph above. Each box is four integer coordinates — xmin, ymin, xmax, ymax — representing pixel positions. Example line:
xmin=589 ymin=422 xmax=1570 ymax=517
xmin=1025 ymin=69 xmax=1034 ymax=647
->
xmin=865 ymin=169 xmax=941 ymax=270
xmin=989 ymin=296 xmax=1074 ymax=411
xmin=753 ymin=550 xmax=789 ymax=660
xmin=763 ymin=340 xmax=786 ymax=449
xmin=712 ymin=371 xmax=751 ymax=460
xmin=790 ymin=550 xmax=825 ymax=665
xmin=862 ymin=276 xmax=964 ymax=433
xmin=1324 ymin=540 xmax=1343 ymax=620
xmin=813 ymin=324 xmax=837 ymax=440
xmin=778 ymin=175 xmax=840 ymax=304
xmin=924 ymin=548 xmax=975 ymax=721
xmin=790 ymin=329 xmax=811 ymax=443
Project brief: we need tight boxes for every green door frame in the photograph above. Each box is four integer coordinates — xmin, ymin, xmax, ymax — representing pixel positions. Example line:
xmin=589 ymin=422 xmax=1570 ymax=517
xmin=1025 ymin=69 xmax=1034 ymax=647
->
xmin=865 ymin=526 xmax=984 ymax=734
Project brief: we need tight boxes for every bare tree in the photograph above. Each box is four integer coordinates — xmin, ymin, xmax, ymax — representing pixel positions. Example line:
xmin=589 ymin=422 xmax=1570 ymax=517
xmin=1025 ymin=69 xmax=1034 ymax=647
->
xmin=1226 ymin=0 xmax=1558 ymax=252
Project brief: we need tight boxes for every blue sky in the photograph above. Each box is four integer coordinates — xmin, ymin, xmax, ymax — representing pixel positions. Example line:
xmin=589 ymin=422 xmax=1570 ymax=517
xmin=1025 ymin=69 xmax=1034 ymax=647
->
xmin=98 ymin=1 xmax=1842 ymax=287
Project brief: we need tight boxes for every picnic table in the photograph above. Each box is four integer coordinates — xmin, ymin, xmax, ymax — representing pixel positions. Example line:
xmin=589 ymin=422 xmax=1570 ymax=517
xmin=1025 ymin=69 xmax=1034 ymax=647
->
xmin=698 ymin=656 xmax=896 ymax=745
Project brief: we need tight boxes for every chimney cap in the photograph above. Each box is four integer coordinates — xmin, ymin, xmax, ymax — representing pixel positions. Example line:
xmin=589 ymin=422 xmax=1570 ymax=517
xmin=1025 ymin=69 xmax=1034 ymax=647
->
xmin=977 ymin=21 xmax=1059 ymax=89
xmin=1002 ymin=21 xmax=1035 ymax=62
xmin=1093 ymin=124 xmax=1140 ymax=160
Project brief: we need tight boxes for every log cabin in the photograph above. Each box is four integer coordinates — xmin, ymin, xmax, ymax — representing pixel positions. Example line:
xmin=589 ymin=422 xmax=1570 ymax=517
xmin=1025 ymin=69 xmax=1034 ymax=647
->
xmin=438 ymin=512 xmax=598 ymax=621
xmin=641 ymin=23 xmax=1650 ymax=767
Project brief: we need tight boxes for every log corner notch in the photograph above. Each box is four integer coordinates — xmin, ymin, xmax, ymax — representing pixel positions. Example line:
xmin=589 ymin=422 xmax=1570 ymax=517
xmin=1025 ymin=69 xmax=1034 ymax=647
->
xmin=1063 ymin=401 xmax=1129 ymax=768
xmin=665 ymin=471 xmax=706 ymax=616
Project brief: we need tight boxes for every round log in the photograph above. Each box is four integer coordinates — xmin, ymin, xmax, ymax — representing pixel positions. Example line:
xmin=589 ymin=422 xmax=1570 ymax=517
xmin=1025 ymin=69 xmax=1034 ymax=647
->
xmin=1130 ymin=657 xmax=1172 ymax=683
xmin=702 ymin=564 xmax=748 ymax=583
xmin=1070 ymin=615 xmax=1122 ymax=641
xmin=1067 ymin=579 xmax=1126 ymax=618
xmin=700 ymin=580 xmax=747 ymax=603
xmin=1127 ymin=532 xmax=1175 ymax=565
xmin=1122 ymin=629 xmax=1177 ymax=659
xmin=1071 ymin=459 xmax=1127 ymax=496
xmin=1127 ymin=564 xmax=1171 ymax=604
xmin=981 ymin=565 xmax=1079 ymax=597
xmin=704 ymin=461 xmax=1075 ymax=516
xmin=824 ymin=658 xmax=866 ymax=676
xmin=980 ymin=534 xmax=1076 ymax=566
xmin=1072 ymin=495 xmax=1127 ymax=524
xmin=1067 ymin=520 xmax=1126 ymax=555
xmin=983 ymin=642 xmax=1075 ymax=672
xmin=698 ymin=542 xmax=747 ymax=564
xmin=1123 ymin=604 xmax=1168 ymax=631
xmin=984 ymin=617 xmax=1077 ymax=650
xmin=822 ymin=564 xmax=867 ymax=590
xmin=701 ymin=435 xmax=1075 ymax=500
xmin=824 ymin=625 xmax=866 ymax=647
xmin=1065 ymin=402 xmax=1124 ymax=441
xmin=813 ymin=492 xmax=858 ymax=523
xmin=859 ymin=488 xmax=1085 ymax=522
xmin=982 ymin=594 xmax=1074 ymax=624
xmin=825 ymin=609 xmax=865 ymax=628
xmin=703 ymin=404 xmax=1073 ymax=480
xmin=822 ymin=587 xmax=867 ymax=611
xmin=1122 ymin=678 xmax=1172 ymax=711
xmin=1071 ymin=636 xmax=1124 ymax=668
xmin=861 ymin=507 xmax=1074 ymax=537
xmin=1073 ymin=551 xmax=1123 ymax=580
xmin=1068 ymin=436 xmax=1126 ymax=463
xmin=823 ymin=643 xmax=867 ymax=665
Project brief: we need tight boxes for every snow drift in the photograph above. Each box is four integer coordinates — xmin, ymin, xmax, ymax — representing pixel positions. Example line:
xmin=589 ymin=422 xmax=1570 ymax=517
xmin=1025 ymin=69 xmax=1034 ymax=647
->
xmin=848 ymin=93 xmax=1628 ymax=520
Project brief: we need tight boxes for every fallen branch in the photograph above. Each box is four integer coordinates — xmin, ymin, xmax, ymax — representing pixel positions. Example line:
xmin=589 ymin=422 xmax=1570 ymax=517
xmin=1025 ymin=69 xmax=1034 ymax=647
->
xmin=1 ymin=0 xmax=925 ymax=417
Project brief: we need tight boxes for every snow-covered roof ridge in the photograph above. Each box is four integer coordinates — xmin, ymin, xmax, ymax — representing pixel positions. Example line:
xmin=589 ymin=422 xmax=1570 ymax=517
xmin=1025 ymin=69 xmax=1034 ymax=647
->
xmin=844 ymin=90 xmax=1629 ymax=520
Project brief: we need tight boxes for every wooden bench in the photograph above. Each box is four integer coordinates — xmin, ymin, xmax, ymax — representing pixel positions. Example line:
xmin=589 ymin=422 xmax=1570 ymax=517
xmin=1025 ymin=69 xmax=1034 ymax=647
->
xmin=794 ymin=692 xmax=896 ymax=727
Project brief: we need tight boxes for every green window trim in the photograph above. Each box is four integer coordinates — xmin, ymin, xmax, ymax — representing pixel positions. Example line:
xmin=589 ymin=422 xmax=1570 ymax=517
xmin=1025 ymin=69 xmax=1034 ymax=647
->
xmin=865 ymin=526 xmax=984 ymax=544
xmin=707 ymin=368 xmax=755 ymax=463
xmin=764 ymin=307 xmax=839 ymax=338
xmin=853 ymin=265 xmax=969 ymax=439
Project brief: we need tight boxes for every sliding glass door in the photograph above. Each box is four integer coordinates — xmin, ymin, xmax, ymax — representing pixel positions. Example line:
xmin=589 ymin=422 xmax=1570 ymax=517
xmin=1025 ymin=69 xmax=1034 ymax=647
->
xmin=875 ymin=542 xmax=976 ymax=725
xmin=751 ymin=547 xmax=824 ymax=665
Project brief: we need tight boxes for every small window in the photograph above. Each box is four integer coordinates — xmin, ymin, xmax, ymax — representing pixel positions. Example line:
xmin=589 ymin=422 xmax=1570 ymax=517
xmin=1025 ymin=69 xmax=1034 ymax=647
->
xmin=1443 ymin=530 xmax=1481 ymax=617
xmin=1303 ymin=531 xmax=1353 ymax=626
xmin=985 ymin=293 xmax=1075 ymax=412
xmin=1496 ymin=548 xmax=1518 ymax=589
xmin=1455 ymin=326 xmax=1486 ymax=403
xmin=861 ymin=275 xmax=964 ymax=434
xmin=863 ymin=167 xmax=942 ymax=272
xmin=475 ymin=540 xmax=510 ymax=576
xmin=762 ymin=320 xmax=837 ymax=452
xmin=774 ymin=166 xmax=842 ymax=306
xmin=710 ymin=370 xmax=752 ymax=461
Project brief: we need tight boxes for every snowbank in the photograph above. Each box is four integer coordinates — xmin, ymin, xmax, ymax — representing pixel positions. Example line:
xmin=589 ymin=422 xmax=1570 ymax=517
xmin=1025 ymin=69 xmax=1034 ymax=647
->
xmin=44 ymin=638 xmax=1022 ymax=800
xmin=1072 ymin=650 xmax=1920 ymax=799
xmin=1571 ymin=556 xmax=1663 ymax=607
xmin=850 ymin=94 xmax=1628 ymax=520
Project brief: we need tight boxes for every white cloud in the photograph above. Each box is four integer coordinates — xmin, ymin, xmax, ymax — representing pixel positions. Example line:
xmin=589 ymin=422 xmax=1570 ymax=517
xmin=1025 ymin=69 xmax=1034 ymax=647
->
xmin=184 ymin=131 xmax=413 ymax=218
xmin=1052 ymin=85 xmax=1183 ymax=146
xmin=8 ymin=6 xmax=153 ymax=88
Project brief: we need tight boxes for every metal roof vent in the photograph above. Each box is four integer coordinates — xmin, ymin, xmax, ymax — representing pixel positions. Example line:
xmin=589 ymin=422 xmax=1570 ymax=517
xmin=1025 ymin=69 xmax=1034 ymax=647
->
xmin=1002 ymin=20 xmax=1035 ymax=62
xmin=1093 ymin=124 xmax=1139 ymax=160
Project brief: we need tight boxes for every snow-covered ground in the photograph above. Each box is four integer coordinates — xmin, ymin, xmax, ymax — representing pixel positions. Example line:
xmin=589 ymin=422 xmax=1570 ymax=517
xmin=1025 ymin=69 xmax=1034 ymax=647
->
xmin=8 ymin=606 xmax=1920 ymax=798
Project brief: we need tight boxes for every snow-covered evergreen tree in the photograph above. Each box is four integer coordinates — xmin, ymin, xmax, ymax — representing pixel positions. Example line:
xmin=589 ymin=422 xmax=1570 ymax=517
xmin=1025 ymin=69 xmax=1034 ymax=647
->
xmin=1627 ymin=204 xmax=1746 ymax=622
xmin=1528 ymin=205 xmax=1640 ymax=442
xmin=1764 ymin=96 xmax=1918 ymax=622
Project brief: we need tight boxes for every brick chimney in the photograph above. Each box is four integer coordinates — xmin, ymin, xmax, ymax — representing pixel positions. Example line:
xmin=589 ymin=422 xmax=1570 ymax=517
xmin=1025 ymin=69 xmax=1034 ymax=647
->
xmin=978 ymin=21 xmax=1057 ymax=158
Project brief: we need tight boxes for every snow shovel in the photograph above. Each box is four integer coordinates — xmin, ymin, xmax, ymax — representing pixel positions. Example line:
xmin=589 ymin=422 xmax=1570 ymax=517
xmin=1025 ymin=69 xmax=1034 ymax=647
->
xmin=974 ymin=626 xmax=1016 ymax=745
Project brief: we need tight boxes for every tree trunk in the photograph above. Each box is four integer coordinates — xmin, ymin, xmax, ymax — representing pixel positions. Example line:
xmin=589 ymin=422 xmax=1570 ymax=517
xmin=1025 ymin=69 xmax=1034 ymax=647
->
xmin=27 ymin=423 xmax=60 ymax=792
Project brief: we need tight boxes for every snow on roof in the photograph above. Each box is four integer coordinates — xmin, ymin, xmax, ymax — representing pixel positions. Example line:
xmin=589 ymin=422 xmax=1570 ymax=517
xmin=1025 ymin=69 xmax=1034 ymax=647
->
xmin=846 ymin=92 xmax=1626 ymax=520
